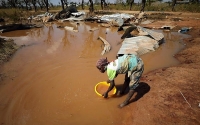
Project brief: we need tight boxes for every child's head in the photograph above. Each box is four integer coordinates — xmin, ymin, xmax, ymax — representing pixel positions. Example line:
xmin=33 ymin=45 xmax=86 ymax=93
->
xmin=96 ymin=58 xmax=109 ymax=73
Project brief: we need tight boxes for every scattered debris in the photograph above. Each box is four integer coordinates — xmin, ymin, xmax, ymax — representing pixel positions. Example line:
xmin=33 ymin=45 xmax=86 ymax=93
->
xmin=117 ymin=26 xmax=164 ymax=56
xmin=89 ymin=27 xmax=99 ymax=32
xmin=98 ymin=36 xmax=111 ymax=55
xmin=137 ymin=26 xmax=164 ymax=42
xmin=179 ymin=90 xmax=192 ymax=108
xmin=0 ymin=10 xmax=164 ymax=58
xmin=54 ymin=6 xmax=78 ymax=20
xmin=117 ymin=36 xmax=159 ymax=56
xmin=178 ymin=27 xmax=192 ymax=33
xmin=31 ymin=12 xmax=53 ymax=22
xmin=98 ymin=13 xmax=135 ymax=27
xmin=60 ymin=16 xmax=85 ymax=22
xmin=64 ymin=26 xmax=78 ymax=32
xmin=135 ymin=12 xmax=147 ymax=24
xmin=160 ymin=25 xmax=176 ymax=30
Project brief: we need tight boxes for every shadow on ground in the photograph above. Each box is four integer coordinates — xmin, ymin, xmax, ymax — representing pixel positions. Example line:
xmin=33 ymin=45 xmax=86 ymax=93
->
xmin=115 ymin=82 xmax=150 ymax=103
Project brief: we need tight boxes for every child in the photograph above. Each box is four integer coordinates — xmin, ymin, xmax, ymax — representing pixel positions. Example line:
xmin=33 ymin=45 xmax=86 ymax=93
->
xmin=96 ymin=54 xmax=144 ymax=108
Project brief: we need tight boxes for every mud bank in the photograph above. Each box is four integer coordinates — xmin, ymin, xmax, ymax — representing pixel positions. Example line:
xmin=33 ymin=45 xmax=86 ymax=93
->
xmin=0 ymin=37 xmax=21 ymax=65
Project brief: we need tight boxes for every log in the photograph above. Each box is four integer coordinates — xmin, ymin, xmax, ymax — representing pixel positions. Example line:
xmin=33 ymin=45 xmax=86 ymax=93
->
xmin=89 ymin=27 xmax=99 ymax=32
xmin=98 ymin=36 xmax=111 ymax=55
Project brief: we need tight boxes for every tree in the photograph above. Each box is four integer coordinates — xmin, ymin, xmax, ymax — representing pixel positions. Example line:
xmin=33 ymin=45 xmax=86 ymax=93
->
xmin=31 ymin=0 xmax=37 ymax=12
xmin=7 ymin=0 xmax=18 ymax=8
xmin=140 ymin=0 xmax=146 ymax=12
xmin=129 ymin=0 xmax=134 ymax=10
xmin=147 ymin=0 xmax=151 ymax=6
xmin=115 ymin=0 xmax=123 ymax=4
xmin=172 ymin=0 xmax=176 ymax=11
xmin=89 ymin=0 xmax=94 ymax=13
xmin=63 ymin=0 xmax=68 ymax=8
xmin=43 ymin=0 xmax=49 ymax=12
xmin=23 ymin=0 xmax=30 ymax=10
xmin=17 ymin=0 xmax=24 ymax=9
xmin=100 ymin=0 xmax=107 ymax=10
xmin=60 ymin=0 xmax=65 ymax=10
xmin=81 ymin=0 xmax=84 ymax=10
xmin=37 ymin=0 xmax=44 ymax=10
xmin=0 ymin=0 xmax=8 ymax=8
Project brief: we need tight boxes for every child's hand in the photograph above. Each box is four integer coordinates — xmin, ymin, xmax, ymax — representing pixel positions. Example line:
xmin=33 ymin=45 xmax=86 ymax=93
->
xmin=102 ymin=92 xmax=108 ymax=98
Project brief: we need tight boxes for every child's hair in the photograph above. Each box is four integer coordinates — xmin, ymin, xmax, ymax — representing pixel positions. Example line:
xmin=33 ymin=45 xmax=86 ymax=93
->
xmin=96 ymin=57 xmax=109 ymax=69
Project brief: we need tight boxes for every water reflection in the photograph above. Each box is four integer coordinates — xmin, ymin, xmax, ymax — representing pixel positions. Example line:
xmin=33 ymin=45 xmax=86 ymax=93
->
xmin=44 ymin=23 xmax=54 ymax=44
xmin=162 ymin=30 xmax=189 ymax=51
xmin=29 ymin=28 xmax=41 ymax=38
xmin=80 ymin=23 xmax=102 ymax=57
xmin=62 ymin=30 xmax=71 ymax=48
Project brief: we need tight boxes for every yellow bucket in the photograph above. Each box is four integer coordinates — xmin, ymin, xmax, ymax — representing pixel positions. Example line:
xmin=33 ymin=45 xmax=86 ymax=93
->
xmin=95 ymin=81 xmax=117 ymax=97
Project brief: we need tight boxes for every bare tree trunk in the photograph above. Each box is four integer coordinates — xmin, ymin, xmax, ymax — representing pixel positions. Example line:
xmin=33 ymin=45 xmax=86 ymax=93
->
xmin=140 ymin=0 xmax=146 ymax=12
xmin=100 ymin=0 xmax=107 ymax=10
xmin=32 ymin=0 xmax=37 ymax=12
xmin=61 ymin=0 xmax=64 ymax=10
xmin=63 ymin=0 xmax=68 ymax=8
xmin=82 ymin=0 xmax=84 ymax=10
xmin=0 ymin=0 xmax=7 ymax=8
xmin=89 ymin=0 xmax=94 ymax=13
xmin=8 ymin=0 xmax=17 ymax=8
xmin=43 ymin=0 xmax=49 ymax=12
xmin=101 ymin=0 xmax=103 ymax=10
xmin=129 ymin=0 xmax=134 ymax=10
xmin=172 ymin=0 xmax=176 ymax=11
xmin=23 ymin=0 xmax=29 ymax=10
xmin=37 ymin=0 xmax=43 ymax=10
xmin=148 ymin=0 xmax=151 ymax=6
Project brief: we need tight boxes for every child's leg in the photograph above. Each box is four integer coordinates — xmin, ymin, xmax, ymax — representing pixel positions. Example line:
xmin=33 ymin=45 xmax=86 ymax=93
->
xmin=118 ymin=73 xmax=130 ymax=95
xmin=119 ymin=58 xmax=144 ymax=108
xmin=118 ymin=89 xmax=135 ymax=108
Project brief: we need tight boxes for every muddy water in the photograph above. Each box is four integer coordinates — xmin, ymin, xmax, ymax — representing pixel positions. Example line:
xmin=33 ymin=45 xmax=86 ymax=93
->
xmin=0 ymin=22 xmax=190 ymax=125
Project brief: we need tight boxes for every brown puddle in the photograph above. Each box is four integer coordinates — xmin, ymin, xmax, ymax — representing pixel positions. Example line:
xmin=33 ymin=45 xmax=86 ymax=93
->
xmin=0 ymin=22 xmax=190 ymax=125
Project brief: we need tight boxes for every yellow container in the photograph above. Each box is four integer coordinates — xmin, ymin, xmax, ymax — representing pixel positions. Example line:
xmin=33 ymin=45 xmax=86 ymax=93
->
xmin=95 ymin=81 xmax=117 ymax=97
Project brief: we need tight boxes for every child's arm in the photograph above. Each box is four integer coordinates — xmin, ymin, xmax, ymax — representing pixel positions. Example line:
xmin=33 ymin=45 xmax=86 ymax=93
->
xmin=102 ymin=80 xmax=115 ymax=98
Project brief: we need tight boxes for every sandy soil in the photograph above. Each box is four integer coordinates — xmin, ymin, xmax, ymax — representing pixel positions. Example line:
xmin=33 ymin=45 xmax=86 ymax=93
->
xmin=0 ymin=11 xmax=200 ymax=124
xmin=0 ymin=38 xmax=21 ymax=65
xmin=122 ymin=12 xmax=200 ymax=125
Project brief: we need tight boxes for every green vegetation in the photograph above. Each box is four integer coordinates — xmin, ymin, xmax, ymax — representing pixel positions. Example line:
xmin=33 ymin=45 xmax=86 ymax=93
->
xmin=0 ymin=9 xmax=32 ymax=23
xmin=0 ymin=2 xmax=199 ymax=23
xmin=0 ymin=9 xmax=22 ymax=22
xmin=76 ymin=2 xmax=200 ymax=12
xmin=0 ymin=9 xmax=47 ymax=23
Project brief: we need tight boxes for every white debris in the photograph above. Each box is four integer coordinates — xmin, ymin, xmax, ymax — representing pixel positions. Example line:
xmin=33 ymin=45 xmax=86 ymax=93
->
xmin=99 ymin=13 xmax=135 ymax=27
xmin=64 ymin=26 xmax=78 ymax=32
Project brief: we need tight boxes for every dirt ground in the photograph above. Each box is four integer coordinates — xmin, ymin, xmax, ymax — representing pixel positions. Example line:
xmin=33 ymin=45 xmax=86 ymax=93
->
xmin=123 ymin=12 xmax=200 ymax=125
xmin=0 ymin=11 xmax=200 ymax=124
xmin=0 ymin=38 xmax=21 ymax=65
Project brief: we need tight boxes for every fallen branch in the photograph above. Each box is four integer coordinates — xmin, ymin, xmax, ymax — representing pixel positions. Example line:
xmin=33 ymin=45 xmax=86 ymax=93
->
xmin=179 ymin=90 xmax=192 ymax=108
xmin=98 ymin=36 xmax=111 ymax=55
xmin=89 ymin=27 xmax=99 ymax=32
